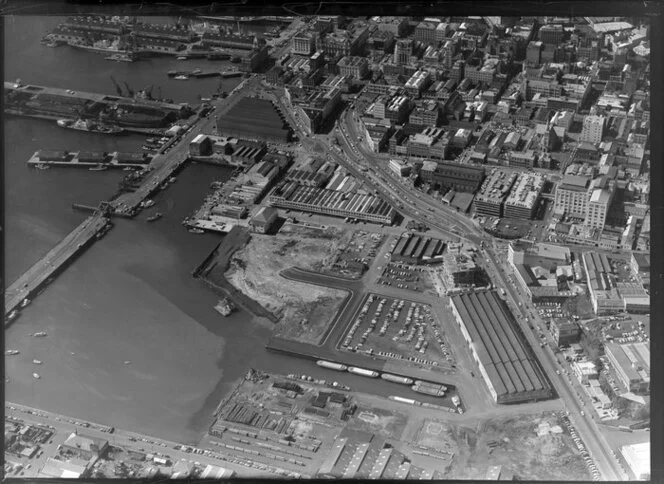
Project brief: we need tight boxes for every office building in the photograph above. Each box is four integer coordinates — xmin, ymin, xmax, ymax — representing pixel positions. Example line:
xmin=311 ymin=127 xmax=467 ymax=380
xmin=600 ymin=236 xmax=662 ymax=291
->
xmin=394 ymin=39 xmax=413 ymax=65
xmin=580 ymin=115 xmax=606 ymax=144
xmin=503 ymin=173 xmax=544 ymax=220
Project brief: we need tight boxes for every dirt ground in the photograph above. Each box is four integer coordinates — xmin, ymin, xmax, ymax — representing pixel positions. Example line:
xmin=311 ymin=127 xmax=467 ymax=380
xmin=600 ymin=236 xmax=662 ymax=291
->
xmin=413 ymin=413 xmax=591 ymax=480
xmin=346 ymin=404 xmax=409 ymax=441
xmin=225 ymin=227 xmax=352 ymax=344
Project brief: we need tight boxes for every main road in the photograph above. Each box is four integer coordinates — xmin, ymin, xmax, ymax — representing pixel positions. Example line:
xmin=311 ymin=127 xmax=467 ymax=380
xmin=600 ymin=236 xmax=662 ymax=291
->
xmin=317 ymin=106 xmax=625 ymax=480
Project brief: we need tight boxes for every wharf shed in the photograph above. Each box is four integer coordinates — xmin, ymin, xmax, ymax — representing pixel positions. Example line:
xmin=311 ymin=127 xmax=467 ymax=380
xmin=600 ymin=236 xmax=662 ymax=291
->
xmin=217 ymin=97 xmax=291 ymax=143
xmin=450 ymin=290 xmax=552 ymax=404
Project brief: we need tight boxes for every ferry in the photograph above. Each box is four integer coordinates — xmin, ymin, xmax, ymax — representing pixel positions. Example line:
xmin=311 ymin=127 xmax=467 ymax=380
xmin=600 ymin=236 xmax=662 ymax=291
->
xmin=20 ymin=298 xmax=31 ymax=308
xmin=147 ymin=212 xmax=163 ymax=222
xmin=214 ymin=298 xmax=235 ymax=317
xmin=33 ymin=332 xmax=47 ymax=337
xmin=33 ymin=360 xmax=43 ymax=365
xmin=89 ymin=164 xmax=108 ymax=171
xmin=57 ymin=118 xmax=124 ymax=135
xmin=33 ymin=373 xmax=41 ymax=379
xmin=5 ymin=350 xmax=20 ymax=356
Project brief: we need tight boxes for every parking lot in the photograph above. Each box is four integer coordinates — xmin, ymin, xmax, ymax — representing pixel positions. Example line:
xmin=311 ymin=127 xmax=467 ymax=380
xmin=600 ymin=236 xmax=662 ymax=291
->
xmin=560 ymin=414 xmax=601 ymax=481
xmin=376 ymin=263 xmax=434 ymax=293
xmin=340 ymin=294 xmax=456 ymax=369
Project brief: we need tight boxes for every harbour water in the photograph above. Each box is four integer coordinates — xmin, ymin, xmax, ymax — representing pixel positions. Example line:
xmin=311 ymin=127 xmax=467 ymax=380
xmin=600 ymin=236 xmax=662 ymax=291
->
xmin=4 ymin=15 xmax=438 ymax=444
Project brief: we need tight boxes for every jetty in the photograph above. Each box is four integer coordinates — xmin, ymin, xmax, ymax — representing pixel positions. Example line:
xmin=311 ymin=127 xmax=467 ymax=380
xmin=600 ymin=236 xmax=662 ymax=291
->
xmin=28 ymin=150 xmax=151 ymax=169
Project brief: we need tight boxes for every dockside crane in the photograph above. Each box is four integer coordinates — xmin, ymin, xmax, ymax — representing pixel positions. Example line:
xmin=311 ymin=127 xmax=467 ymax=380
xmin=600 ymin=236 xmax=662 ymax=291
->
xmin=123 ymin=81 xmax=134 ymax=97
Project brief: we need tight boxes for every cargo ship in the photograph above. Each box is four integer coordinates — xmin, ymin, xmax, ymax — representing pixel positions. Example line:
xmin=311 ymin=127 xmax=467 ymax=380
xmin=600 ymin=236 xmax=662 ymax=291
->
xmin=214 ymin=298 xmax=235 ymax=317
xmin=414 ymin=380 xmax=448 ymax=392
xmin=347 ymin=367 xmax=379 ymax=378
xmin=57 ymin=118 xmax=124 ymax=135
xmin=316 ymin=360 xmax=348 ymax=372
xmin=380 ymin=373 xmax=414 ymax=385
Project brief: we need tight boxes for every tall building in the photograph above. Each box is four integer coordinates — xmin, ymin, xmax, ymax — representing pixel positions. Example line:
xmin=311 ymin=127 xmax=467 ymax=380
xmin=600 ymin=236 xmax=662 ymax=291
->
xmin=414 ymin=21 xmax=438 ymax=45
xmin=526 ymin=41 xmax=542 ymax=66
xmin=586 ymin=186 xmax=613 ymax=230
xmin=580 ymin=115 xmax=605 ymax=144
xmin=394 ymin=38 xmax=413 ymax=65
xmin=292 ymin=32 xmax=317 ymax=55
xmin=554 ymin=174 xmax=592 ymax=217
xmin=538 ymin=24 xmax=565 ymax=44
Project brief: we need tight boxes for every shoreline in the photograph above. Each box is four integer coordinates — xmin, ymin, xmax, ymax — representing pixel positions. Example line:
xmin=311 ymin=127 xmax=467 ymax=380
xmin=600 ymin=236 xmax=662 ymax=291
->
xmin=196 ymin=225 xmax=279 ymax=323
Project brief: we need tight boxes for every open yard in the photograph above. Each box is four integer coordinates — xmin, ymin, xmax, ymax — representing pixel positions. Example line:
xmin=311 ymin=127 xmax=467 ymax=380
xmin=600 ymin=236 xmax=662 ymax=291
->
xmin=413 ymin=413 xmax=592 ymax=480
xmin=225 ymin=226 xmax=352 ymax=344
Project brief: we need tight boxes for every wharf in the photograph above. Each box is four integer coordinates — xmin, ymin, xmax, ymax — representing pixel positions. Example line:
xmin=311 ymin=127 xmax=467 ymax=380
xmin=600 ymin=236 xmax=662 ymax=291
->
xmin=28 ymin=150 xmax=151 ymax=169
xmin=4 ymin=81 xmax=188 ymax=116
xmin=5 ymin=214 xmax=110 ymax=321
xmin=184 ymin=218 xmax=238 ymax=234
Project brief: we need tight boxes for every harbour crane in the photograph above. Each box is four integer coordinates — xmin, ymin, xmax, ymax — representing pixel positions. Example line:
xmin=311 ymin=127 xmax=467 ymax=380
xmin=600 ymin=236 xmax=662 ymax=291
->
xmin=123 ymin=81 xmax=134 ymax=97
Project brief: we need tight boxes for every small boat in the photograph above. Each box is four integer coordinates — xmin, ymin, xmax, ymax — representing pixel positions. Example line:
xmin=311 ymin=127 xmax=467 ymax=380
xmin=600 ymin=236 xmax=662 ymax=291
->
xmin=89 ymin=164 xmax=108 ymax=171
xmin=214 ymin=298 xmax=235 ymax=316
xmin=124 ymin=360 xmax=132 ymax=365
xmin=168 ymin=176 xmax=177 ymax=183
xmin=189 ymin=228 xmax=205 ymax=234
xmin=176 ymin=56 xmax=188 ymax=60
xmin=33 ymin=373 xmax=41 ymax=379
xmin=33 ymin=359 xmax=43 ymax=365
xmin=5 ymin=350 xmax=20 ymax=356
xmin=123 ymin=167 xmax=133 ymax=171
xmin=142 ymin=199 xmax=155 ymax=208
xmin=35 ymin=163 xmax=50 ymax=170
xmin=147 ymin=212 xmax=163 ymax=222
xmin=21 ymin=298 xmax=31 ymax=308
xmin=33 ymin=332 xmax=47 ymax=337
xmin=146 ymin=137 xmax=158 ymax=143
xmin=7 ymin=309 xmax=19 ymax=321
xmin=70 ymin=352 xmax=76 ymax=356
xmin=174 ymin=74 xmax=189 ymax=80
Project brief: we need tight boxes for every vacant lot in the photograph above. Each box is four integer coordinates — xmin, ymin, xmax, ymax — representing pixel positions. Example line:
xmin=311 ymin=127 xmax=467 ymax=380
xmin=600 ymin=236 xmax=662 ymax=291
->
xmin=226 ymin=227 xmax=351 ymax=344
xmin=415 ymin=413 xmax=591 ymax=480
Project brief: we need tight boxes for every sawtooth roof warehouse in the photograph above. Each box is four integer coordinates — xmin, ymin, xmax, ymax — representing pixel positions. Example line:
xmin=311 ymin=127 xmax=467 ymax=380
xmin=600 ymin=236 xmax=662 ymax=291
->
xmin=450 ymin=290 xmax=553 ymax=404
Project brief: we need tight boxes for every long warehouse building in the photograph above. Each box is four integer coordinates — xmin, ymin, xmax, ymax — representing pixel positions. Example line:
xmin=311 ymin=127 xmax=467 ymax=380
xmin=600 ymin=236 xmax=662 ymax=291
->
xmin=450 ymin=290 xmax=553 ymax=404
xmin=268 ymin=182 xmax=396 ymax=224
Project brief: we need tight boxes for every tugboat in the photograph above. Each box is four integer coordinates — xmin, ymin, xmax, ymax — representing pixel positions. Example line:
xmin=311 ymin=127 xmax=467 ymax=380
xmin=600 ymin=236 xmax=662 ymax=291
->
xmin=214 ymin=298 xmax=235 ymax=316
xmin=147 ymin=212 xmax=163 ymax=222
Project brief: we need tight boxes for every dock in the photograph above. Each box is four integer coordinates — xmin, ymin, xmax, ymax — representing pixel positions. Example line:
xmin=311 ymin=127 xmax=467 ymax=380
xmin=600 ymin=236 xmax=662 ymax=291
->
xmin=5 ymin=213 xmax=110 ymax=321
xmin=168 ymin=70 xmax=221 ymax=78
xmin=28 ymin=150 xmax=151 ymax=169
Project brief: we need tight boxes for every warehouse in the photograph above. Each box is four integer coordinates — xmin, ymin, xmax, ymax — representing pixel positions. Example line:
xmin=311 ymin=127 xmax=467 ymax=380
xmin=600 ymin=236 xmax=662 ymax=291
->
xmin=450 ymin=290 xmax=553 ymax=404
xmin=268 ymin=182 xmax=396 ymax=224
xmin=217 ymin=97 xmax=292 ymax=143
xmin=605 ymin=342 xmax=650 ymax=394
xmin=390 ymin=234 xmax=444 ymax=265
xmin=474 ymin=168 xmax=518 ymax=218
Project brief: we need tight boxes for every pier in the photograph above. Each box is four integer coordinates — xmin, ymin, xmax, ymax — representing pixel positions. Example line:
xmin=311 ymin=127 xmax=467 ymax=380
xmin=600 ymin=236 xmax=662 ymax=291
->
xmin=28 ymin=150 xmax=151 ymax=169
xmin=5 ymin=213 xmax=110 ymax=322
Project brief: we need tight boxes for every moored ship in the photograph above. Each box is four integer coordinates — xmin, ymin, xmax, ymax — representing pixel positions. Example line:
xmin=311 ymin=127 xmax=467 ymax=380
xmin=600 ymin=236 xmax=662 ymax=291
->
xmin=5 ymin=350 xmax=20 ymax=356
xmin=347 ymin=367 xmax=379 ymax=378
xmin=214 ymin=298 xmax=235 ymax=316
xmin=380 ymin=373 xmax=414 ymax=385
xmin=57 ymin=118 xmax=124 ymax=135
xmin=316 ymin=360 xmax=348 ymax=372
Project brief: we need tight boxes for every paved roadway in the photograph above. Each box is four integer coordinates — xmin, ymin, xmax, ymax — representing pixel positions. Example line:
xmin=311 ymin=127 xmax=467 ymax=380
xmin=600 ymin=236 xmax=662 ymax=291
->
xmin=4 ymin=402 xmax=291 ymax=478
xmin=324 ymin=108 xmax=625 ymax=480
xmin=4 ymin=214 xmax=109 ymax=318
